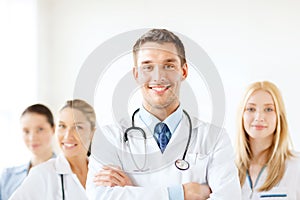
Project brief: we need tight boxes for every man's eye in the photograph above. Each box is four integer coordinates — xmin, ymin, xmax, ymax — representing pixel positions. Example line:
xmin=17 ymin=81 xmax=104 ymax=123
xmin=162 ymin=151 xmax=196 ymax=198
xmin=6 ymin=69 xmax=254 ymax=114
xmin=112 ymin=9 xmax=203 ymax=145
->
xmin=164 ymin=65 xmax=175 ymax=70
xmin=141 ymin=65 xmax=153 ymax=71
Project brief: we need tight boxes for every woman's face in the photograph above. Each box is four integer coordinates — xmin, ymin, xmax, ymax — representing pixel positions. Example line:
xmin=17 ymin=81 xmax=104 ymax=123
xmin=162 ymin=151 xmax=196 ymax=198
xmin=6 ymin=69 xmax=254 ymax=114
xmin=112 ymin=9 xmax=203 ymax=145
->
xmin=243 ymin=89 xmax=277 ymax=141
xmin=21 ymin=113 xmax=54 ymax=156
xmin=56 ymin=107 xmax=93 ymax=159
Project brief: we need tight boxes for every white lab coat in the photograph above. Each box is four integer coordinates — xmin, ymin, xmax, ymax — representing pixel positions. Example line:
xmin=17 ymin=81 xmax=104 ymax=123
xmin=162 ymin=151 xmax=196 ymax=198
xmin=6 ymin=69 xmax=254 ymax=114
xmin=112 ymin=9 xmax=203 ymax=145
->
xmin=241 ymin=152 xmax=300 ymax=200
xmin=9 ymin=154 xmax=88 ymax=200
xmin=87 ymin=113 xmax=241 ymax=200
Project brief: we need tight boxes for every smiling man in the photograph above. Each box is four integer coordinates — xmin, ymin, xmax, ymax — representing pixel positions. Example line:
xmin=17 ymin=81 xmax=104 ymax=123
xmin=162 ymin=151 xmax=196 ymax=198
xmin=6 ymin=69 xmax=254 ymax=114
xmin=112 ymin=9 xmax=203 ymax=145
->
xmin=133 ymin=41 xmax=187 ymax=121
xmin=87 ymin=29 xmax=241 ymax=200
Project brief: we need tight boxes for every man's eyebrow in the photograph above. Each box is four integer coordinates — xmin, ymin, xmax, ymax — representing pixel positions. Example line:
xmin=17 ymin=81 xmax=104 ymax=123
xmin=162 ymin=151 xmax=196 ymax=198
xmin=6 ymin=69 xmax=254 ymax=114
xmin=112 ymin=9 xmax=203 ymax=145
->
xmin=164 ymin=58 xmax=178 ymax=63
xmin=141 ymin=60 xmax=152 ymax=64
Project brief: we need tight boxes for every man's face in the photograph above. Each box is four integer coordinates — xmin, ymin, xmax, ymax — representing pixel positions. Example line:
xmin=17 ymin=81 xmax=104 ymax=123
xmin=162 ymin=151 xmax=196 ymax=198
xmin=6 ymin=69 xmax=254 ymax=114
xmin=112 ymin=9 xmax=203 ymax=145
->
xmin=133 ymin=42 xmax=188 ymax=114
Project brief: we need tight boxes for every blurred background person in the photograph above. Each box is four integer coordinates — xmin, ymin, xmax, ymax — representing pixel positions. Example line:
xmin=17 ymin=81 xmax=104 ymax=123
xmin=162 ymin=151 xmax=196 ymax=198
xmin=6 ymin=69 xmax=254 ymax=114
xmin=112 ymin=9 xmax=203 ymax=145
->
xmin=0 ymin=104 xmax=56 ymax=200
xmin=9 ymin=99 xmax=95 ymax=199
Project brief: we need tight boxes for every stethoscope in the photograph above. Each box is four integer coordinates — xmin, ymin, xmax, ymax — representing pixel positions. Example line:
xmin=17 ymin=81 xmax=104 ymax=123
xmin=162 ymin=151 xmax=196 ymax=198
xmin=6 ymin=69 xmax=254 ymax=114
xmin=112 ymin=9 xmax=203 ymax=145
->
xmin=123 ymin=108 xmax=192 ymax=171
xmin=60 ymin=174 xmax=65 ymax=200
xmin=59 ymin=151 xmax=90 ymax=200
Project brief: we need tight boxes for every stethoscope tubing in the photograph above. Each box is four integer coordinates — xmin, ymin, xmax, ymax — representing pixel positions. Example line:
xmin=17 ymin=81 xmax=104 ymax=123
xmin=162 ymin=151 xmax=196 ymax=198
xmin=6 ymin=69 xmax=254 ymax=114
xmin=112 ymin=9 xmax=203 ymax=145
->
xmin=124 ymin=108 xmax=192 ymax=171
xmin=60 ymin=174 xmax=65 ymax=200
xmin=181 ymin=109 xmax=192 ymax=162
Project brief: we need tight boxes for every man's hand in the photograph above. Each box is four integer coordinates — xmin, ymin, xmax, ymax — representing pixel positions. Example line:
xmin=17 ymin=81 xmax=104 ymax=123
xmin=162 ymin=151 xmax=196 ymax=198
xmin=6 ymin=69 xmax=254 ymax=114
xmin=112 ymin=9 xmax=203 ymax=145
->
xmin=93 ymin=165 xmax=133 ymax=187
xmin=183 ymin=182 xmax=211 ymax=200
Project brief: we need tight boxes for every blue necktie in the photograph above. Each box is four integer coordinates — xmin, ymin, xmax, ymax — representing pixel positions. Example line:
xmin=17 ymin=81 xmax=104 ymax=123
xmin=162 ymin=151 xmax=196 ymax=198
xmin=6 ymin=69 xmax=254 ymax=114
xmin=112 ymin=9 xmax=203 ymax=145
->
xmin=154 ymin=123 xmax=170 ymax=153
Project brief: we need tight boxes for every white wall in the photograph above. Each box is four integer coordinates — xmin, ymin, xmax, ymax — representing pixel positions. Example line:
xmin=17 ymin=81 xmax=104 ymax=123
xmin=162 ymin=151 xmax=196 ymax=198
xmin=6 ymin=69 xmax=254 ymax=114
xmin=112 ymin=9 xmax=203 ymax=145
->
xmin=2 ymin=0 xmax=300 ymax=170
xmin=0 ymin=0 xmax=39 ymax=170
xmin=37 ymin=0 xmax=300 ymax=149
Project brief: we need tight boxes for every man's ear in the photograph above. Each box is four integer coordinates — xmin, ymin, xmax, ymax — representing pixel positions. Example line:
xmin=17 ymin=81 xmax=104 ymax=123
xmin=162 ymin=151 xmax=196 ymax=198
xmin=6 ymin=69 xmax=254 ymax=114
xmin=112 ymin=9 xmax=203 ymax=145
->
xmin=181 ymin=63 xmax=188 ymax=80
xmin=133 ymin=66 xmax=139 ymax=81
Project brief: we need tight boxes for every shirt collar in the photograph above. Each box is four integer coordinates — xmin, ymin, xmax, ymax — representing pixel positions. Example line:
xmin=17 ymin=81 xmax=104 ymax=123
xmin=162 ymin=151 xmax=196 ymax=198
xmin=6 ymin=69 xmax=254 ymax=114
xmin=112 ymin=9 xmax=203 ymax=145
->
xmin=19 ymin=153 xmax=56 ymax=174
xmin=12 ymin=162 xmax=30 ymax=174
xmin=139 ymin=105 xmax=183 ymax=135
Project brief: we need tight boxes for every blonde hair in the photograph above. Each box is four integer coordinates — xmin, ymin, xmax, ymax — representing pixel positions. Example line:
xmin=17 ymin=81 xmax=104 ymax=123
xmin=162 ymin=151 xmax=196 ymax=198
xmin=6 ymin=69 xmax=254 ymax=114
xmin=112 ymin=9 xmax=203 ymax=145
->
xmin=59 ymin=99 xmax=96 ymax=156
xmin=236 ymin=81 xmax=293 ymax=191
xmin=60 ymin=99 xmax=96 ymax=130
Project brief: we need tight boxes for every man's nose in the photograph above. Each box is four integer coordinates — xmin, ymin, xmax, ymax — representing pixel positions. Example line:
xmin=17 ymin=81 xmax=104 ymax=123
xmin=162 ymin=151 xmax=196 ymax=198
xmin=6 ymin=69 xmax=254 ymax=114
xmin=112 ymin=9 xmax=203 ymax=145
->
xmin=152 ymin=65 xmax=166 ymax=82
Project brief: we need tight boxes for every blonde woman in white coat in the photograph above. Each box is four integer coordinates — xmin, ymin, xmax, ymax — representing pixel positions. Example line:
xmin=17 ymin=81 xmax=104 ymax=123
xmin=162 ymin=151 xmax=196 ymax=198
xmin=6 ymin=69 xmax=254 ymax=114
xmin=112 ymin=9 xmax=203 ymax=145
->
xmin=236 ymin=81 xmax=300 ymax=199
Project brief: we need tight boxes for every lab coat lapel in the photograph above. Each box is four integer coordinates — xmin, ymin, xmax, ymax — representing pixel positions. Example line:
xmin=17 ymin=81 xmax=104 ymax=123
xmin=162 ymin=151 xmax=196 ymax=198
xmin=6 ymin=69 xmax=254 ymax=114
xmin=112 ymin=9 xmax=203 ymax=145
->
xmin=55 ymin=154 xmax=72 ymax=175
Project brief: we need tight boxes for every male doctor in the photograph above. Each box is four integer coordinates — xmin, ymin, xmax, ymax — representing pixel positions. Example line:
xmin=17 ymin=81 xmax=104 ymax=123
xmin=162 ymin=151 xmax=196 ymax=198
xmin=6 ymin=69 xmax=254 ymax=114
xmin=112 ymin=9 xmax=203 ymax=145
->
xmin=87 ymin=29 xmax=241 ymax=199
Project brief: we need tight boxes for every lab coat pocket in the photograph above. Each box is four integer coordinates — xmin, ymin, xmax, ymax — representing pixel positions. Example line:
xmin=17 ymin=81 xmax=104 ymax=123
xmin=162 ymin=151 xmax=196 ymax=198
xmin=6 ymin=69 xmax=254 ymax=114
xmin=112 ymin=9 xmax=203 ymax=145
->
xmin=182 ymin=153 xmax=209 ymax=183
xmin=259 ymin=187 xmax=288 ymax=199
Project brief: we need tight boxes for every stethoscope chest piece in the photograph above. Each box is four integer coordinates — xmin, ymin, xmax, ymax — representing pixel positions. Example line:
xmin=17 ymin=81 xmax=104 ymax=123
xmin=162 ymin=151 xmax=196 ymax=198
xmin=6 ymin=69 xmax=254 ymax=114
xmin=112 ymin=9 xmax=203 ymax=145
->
xmin=175 ymin=159 xmax=190 ymax=170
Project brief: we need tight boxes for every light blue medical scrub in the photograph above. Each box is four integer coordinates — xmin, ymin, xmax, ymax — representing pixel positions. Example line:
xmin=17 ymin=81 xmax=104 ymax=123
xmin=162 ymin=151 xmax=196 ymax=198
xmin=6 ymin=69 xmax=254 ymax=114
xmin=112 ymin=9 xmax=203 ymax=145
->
xmin=0 ymin=154 xmax=56 ymax=200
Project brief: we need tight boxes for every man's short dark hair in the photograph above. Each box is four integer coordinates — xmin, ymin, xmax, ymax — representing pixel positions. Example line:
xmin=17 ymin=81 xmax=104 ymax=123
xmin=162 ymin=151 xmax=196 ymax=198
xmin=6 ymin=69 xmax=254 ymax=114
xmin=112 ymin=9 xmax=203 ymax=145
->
xmin=133 ymin=29 xmax=186 ymax=66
